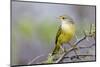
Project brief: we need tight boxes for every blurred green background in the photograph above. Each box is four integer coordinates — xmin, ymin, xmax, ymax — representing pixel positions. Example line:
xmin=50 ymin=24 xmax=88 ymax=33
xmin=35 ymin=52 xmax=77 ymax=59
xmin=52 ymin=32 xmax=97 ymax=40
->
xmin=11 ymin=1 xmax=95 ymax=65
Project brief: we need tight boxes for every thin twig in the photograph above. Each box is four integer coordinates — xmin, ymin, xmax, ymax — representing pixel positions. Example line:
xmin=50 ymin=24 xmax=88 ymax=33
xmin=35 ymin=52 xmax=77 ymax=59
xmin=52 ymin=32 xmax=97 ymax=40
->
xmin=74 ymin=36 xmax=86 ymax=46
xmin=55 ymin=52 xmax=66 ymax=63
xmin=89 ymin=24 xmax=92 ymax=34
xmin=56 ymin=47 xmax=75 ymax=63
xmin=68 ymin=42 xmax=79 ymax=59
xmin=56 ymin=42 xmax=95 ymax=63
xmin=63 ymin=54 xmax=95 ymax=60
xmin=79 ymin=43 xmax=95 ymax=49
xmin=56 ymin=36 xmax=95 ymax=63
xmin=28 ymin=54 xmax=44 ymax=65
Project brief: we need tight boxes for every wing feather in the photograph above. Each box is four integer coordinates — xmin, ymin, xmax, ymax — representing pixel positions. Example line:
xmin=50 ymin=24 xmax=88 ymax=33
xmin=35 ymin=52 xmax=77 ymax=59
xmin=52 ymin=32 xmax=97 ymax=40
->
xmin=55 ymin=26 xmax=62 ymax=44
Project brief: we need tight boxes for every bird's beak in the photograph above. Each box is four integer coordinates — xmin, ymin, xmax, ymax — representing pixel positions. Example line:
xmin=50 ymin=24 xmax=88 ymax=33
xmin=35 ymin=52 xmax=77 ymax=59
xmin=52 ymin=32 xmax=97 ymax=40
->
xmin=59 ymin=16 xmax=63 ymax=21
xmin=59 ymin=16 xmax=62 ymax=19
xmin=56 ymin=16 xmax=61 ymax=21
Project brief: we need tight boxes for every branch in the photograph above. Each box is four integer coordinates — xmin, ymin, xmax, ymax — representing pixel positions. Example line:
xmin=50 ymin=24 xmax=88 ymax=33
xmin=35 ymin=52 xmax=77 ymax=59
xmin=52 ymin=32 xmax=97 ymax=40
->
xmin=55 ymin=47 xmax=76 ymax=63
xmin=28 ymin=54 xmax=45 ymax=65
xmin=79 ymin=43 xmax=95 ymax=49
xmin=89 ymin=24 xmax=92 ymax=34
xmin=63 ymin=54 xmax=95 ymax=61
xmin=56 ymin=42 xmax=95 ymax=63
xmin=74 ymin=36 xmax=86 ymax=46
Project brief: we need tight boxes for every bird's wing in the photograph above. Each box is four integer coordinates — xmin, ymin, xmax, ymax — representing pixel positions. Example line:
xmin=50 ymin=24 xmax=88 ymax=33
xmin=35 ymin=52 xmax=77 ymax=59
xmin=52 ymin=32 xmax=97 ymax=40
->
xmin=55 ymin=26 xmax=62 ymax=44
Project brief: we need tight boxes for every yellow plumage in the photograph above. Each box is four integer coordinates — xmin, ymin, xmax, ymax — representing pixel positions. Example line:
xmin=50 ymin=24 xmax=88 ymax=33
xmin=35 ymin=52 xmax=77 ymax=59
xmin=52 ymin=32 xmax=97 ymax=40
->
xmin=52 ymin=16 xmax=75 ymax=55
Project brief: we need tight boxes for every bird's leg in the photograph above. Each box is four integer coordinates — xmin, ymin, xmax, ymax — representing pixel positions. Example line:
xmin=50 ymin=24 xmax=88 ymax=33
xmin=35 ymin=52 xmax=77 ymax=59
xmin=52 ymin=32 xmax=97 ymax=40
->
xmin=60 ymin=45 xmax=67 ymax=53
xmin=60 ymin=45 xmax=65 ymax=52
xmin=68 ymin=42 xmax=80 ymax=60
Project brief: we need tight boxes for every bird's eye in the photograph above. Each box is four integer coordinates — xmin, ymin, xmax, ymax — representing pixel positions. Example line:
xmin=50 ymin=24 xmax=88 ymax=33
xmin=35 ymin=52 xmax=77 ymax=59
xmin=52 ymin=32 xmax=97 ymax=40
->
xmin=62 ymin=17 xmax=65 ymax=19
xmin=59 ymin=16 xmax=66 ymax=19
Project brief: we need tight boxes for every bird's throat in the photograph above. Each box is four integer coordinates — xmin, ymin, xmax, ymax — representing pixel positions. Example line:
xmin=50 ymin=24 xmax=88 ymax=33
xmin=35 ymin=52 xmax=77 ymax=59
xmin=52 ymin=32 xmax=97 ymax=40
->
xmin=61 ymin=23 xmax=75 ymax=34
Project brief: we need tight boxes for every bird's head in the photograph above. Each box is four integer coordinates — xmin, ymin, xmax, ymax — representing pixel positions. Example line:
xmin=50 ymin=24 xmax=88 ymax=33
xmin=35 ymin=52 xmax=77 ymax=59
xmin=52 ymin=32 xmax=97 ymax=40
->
xmin=59 ymin=15 xmax=74 ymax=24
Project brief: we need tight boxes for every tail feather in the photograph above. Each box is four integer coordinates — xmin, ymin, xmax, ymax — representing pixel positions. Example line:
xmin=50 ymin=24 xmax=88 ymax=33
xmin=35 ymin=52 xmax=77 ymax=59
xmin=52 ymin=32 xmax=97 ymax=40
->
xmin=52 ymin=44 xmax=60 ymax=56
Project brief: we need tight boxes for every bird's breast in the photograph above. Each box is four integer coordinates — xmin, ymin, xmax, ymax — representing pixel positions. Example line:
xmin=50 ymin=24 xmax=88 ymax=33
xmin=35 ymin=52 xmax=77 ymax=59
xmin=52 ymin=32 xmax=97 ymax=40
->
xmin=61 ymin=23 xmax=75 ymax=35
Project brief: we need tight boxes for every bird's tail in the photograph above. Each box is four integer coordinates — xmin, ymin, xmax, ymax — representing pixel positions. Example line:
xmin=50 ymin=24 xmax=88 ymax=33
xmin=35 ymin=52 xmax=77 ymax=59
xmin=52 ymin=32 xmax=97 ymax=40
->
xmin=52 ymin=44 xmax=60 ymax=56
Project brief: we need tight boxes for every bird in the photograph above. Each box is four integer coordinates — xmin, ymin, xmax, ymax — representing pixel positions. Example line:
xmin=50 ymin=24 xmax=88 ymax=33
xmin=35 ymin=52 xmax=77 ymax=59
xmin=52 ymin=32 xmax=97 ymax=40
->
xmin=52 ymin=15 xmax=75 ymax=56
